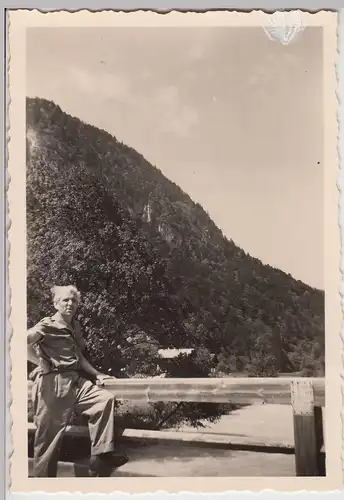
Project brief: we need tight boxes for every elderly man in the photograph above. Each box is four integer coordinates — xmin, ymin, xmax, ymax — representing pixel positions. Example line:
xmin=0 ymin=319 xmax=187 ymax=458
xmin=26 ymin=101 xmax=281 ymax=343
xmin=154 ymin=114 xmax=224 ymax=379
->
xmin=27 ymin=285 xmax=127 ymax=477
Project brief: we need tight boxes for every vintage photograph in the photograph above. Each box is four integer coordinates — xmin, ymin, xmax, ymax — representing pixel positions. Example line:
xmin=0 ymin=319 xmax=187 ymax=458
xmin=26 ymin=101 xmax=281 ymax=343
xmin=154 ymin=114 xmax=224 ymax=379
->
xmin=7 ymin=9 xmax=341 ymax=493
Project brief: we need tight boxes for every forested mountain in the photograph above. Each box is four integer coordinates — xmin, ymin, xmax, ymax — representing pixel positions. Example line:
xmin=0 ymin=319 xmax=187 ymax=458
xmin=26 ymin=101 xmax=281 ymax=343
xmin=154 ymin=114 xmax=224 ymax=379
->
xmin=26 ymin=97 xmax=325 ymax=383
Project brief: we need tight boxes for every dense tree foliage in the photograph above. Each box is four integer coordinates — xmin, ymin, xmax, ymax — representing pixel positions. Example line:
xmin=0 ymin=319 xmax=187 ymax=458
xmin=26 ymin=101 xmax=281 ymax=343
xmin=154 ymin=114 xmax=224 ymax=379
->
xmin=26 ymin=97 xmax=325 ymax=428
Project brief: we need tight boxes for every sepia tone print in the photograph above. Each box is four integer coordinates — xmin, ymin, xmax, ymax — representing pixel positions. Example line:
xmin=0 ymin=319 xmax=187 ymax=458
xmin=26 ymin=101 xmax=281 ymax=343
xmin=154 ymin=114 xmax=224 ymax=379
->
xmin=8 ymin=9 xmax=340 ymax=493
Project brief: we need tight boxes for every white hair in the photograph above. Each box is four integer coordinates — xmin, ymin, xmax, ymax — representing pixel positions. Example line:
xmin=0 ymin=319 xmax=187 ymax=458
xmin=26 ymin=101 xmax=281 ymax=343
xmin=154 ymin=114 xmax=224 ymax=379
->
xmin=51 ymin=285 xmax=81 ymax=304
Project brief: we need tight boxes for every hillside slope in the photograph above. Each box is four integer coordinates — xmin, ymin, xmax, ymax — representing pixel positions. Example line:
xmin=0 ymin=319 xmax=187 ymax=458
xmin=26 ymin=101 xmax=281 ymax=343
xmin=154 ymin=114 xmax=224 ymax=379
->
xmin=26 ymin=97 xmax=325 ymax=377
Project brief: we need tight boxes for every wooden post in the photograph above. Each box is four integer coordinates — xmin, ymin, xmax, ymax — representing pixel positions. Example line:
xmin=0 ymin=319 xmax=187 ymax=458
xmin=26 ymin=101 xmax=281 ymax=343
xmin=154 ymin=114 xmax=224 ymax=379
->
xmin=291 ymin=380 xmax=324 ymax=476
xmin=314 ymin=406 xmax=325 ymax=476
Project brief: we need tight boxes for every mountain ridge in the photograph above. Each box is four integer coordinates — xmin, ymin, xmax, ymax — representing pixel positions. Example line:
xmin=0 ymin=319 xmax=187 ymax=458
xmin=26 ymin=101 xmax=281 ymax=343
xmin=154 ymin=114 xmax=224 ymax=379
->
xmin=26 ymin=96 xmax=325 ymax=377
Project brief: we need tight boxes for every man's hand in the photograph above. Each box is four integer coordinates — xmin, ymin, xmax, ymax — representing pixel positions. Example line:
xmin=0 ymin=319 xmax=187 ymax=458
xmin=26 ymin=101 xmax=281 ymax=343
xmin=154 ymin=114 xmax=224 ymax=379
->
xmin=95 ymin=373 xmax=116 ymax=386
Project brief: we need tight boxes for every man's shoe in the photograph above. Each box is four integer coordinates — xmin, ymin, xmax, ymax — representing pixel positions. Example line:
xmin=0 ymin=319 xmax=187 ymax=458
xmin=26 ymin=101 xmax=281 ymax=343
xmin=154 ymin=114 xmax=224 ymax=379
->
xmin=106 ymin=453 xmax=129 ymax=469
xmin=89 ymin=453 xmax=129 ymax=477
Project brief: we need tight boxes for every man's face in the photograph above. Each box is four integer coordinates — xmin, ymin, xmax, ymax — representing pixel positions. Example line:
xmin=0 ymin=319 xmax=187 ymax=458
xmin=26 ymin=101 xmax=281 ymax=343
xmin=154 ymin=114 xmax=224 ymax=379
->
xmin=54 ymin=291 xmax=79 ymax=318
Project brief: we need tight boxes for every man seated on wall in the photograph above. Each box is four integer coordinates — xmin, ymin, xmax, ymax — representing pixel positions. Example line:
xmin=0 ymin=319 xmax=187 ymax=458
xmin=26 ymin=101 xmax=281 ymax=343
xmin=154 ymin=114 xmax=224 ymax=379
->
xmin=27 ymin=284 xmax=128 ymax=477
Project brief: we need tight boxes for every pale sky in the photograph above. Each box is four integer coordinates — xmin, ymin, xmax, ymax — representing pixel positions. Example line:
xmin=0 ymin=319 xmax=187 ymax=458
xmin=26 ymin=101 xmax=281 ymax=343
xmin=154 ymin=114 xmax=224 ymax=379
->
xmin=27 ymin=27 xmax=323 ymax=290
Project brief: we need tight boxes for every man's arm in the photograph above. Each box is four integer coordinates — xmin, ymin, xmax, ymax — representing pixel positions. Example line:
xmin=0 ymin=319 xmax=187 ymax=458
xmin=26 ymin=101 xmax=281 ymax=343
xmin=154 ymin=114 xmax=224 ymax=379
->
xmin=79 ymin=353 xmax=115 ymax=385
xmin=27 ymin=329 xmax=43 ymax=345
xmin=27 ymin=328 xmax=44 ymax=365
xmin=79 ymin=353 xmax=102 ymax=378
xmin=72 ymin=322 xmax=99 ymax=376
xmin=74 ymin=322 xmax=114 ymax=384
xmin=27 ymin=344 xmax=40 ymax=365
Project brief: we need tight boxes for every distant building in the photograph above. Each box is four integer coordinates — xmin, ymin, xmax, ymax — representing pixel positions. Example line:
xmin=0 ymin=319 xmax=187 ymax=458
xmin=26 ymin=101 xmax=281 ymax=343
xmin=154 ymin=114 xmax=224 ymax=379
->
xmin=158 ymin=348 xmax=194 ymax=359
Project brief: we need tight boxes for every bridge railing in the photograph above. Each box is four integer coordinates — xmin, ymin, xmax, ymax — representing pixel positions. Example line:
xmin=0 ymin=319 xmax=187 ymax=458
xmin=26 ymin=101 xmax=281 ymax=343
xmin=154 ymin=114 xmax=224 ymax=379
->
xmin=28 ymin=376 xmax=325 ymax=477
